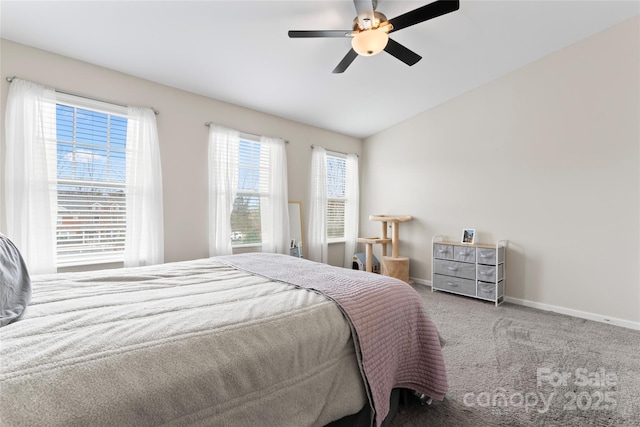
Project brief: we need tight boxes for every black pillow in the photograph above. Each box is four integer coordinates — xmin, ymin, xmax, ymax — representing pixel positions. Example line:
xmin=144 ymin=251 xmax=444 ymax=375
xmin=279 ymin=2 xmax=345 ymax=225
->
xmin=0 ymin=234 xmax=31 ymax=327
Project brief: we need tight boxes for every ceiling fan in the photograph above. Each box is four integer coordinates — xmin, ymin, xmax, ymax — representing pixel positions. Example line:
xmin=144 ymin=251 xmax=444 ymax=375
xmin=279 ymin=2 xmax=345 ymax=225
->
xmin=288 ymin=0 xmax=460 ymax=73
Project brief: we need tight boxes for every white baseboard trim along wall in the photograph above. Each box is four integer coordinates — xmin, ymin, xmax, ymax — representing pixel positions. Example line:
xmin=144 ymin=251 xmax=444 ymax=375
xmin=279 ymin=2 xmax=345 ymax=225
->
xmin=410 ymin=278 xmax=640 ymax=332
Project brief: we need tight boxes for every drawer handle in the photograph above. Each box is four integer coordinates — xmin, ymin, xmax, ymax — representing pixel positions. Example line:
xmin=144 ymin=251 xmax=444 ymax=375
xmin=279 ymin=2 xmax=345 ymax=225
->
xmin=447 ymin=282 xmax=458 ymax=287
xmin=480 ymin=253 xmax=490 ymax=258
xmin=479 ymin=271 xmax=489 ymax=275
xmin=438 ymin=249 xmax=446 ymax=253
xmin=447 ymin=267 xmax=458 ymax=271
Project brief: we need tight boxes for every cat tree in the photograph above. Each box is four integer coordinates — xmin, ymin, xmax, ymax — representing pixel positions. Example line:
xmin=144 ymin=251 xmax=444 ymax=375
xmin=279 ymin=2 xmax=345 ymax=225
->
xmin=358 ymin=214 xmax=412 ymax=283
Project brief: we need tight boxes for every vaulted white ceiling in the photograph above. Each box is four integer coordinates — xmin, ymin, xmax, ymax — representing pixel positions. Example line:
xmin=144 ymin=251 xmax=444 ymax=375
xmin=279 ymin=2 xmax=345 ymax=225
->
xmin=1 ymin=1 xmax=638 ymax=139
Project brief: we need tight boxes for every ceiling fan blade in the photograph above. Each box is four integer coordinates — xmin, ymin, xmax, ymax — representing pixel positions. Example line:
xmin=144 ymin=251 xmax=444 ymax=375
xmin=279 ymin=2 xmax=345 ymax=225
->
xmin=384 ymin=38 xmax=422 ymax=66
xmin=332 ymin=49 xmax=359 ymax=74
xmin=353 ymin=0 xmax=375 ymax=28
xmin=388 ymin=0 xmax=459 ymax=33
xmin=288 ymin=30 xmax=353 ymax=38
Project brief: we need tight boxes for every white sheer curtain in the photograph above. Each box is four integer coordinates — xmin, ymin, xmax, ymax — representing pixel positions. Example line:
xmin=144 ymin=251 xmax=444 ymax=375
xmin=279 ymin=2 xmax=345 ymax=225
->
xmin=124 ymin=106 xmax=164 ymax=267
xmin=343 ymin=153 xmax=359 ymax=268
xmin=259 ymin=136 xmax=290 ymax=254
xmin=307 ymin=146 xmax=328 ymax=263
xmin=4 ymin=79 xmax=57 ymax=274
xmin=208 ymin=126 xmax=240 ymax=256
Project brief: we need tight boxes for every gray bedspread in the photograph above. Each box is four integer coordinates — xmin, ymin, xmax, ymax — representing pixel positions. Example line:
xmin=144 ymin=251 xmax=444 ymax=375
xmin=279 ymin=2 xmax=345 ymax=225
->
xmin=0 ymin=258 xmax=366 ymax=426
xmin=217 ymin=253 xmax=448 ymax=426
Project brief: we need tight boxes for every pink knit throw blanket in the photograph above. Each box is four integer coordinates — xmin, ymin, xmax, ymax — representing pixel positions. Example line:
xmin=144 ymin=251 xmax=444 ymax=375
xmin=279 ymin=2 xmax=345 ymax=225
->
xmin=218 ymin=253 xmax=448 ymax=426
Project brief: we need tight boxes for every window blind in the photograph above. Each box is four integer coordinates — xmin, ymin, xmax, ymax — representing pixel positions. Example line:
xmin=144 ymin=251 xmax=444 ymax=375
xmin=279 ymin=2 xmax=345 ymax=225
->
xmin=230 ymin=138 xmax=270 ymax=246
xmin=54 ymin=97 xmax=129 ymax=266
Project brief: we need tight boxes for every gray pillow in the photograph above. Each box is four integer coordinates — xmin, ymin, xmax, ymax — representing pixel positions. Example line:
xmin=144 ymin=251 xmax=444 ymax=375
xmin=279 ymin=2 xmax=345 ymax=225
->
xmin=0 ymin=234 xmax=31 ymax=327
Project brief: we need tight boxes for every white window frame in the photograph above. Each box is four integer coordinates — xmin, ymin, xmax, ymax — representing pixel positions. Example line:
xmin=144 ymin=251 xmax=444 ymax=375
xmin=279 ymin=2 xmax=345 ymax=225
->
xmin=54 ymin=93 xmax=129 ymax=267
xmin=230 ymin=134 xmax=269 ymax=249
xmin=326 ymin=151 xmax=347 ymax=243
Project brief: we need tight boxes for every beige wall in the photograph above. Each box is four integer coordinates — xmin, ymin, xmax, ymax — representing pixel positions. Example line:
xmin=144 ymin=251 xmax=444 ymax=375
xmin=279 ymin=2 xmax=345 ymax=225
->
xmin=2 ymin=17 xmax=638 ymax=324
xmin=0 ymin=39 xmax=362 ymax=267
xmin=360 ymin=17 xmax=640 ymax=323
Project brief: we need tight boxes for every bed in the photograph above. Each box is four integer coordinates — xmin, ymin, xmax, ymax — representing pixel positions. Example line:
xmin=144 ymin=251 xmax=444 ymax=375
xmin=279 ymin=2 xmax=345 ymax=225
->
xmin=0 ymin=239 xmax=447 ymax=427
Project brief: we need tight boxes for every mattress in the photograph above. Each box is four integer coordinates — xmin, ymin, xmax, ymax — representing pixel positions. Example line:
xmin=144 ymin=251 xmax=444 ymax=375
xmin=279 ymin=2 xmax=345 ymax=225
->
xmin=0 ymin=258 xmax=366 ymax=426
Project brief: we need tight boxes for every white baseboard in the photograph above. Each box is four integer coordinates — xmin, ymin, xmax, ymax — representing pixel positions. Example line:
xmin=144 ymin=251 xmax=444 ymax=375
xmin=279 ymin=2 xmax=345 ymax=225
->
xmin=409 ymin=277 xmax=640 ymax=331
xmin=410 ymin=277 xmax=431 ymax=287
xmin=503 ymin=296 xmax=640 ymax=331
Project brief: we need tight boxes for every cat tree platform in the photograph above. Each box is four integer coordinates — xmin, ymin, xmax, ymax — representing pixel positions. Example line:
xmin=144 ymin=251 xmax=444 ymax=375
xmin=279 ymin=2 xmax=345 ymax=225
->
xmin=357 ymin=237 xmax=392 ymax=273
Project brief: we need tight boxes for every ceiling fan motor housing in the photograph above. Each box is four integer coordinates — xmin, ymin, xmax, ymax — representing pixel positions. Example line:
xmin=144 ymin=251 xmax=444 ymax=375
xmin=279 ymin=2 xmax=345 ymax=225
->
xmin=354 ymin=11 xmax=388 ymax=31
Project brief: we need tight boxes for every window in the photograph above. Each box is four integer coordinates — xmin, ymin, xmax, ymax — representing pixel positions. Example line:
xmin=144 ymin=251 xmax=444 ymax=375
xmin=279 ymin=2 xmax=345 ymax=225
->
xmin=326 ymin=153 xmax=347 ymax=240
xmin=54 ymin=95 xmax=128 ymax=266
xmin=208 ymin=127 xmax=289 ymax=256
xmin=230 ymin=137 xmax=269 ymax=246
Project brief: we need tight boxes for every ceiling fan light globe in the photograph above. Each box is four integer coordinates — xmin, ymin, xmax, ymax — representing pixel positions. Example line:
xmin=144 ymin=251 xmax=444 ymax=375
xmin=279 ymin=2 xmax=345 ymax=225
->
xmin=351 ymin=29 xmax=388 ymax=56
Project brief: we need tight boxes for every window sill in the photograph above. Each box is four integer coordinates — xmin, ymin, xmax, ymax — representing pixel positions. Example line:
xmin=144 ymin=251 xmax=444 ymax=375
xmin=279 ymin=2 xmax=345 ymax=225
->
xmin=232 ymin=243 xmax=262 ymax=249
xmin=57 ymin=253 xmax=124 ymax=269
xmin=232 ymin=243 xmax=262 ymax=255
xmin=328 ymin=239 xmax=346 ymax=245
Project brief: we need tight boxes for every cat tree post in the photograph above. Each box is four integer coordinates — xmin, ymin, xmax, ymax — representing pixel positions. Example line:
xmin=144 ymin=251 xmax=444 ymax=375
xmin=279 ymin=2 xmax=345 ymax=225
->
xmin=380 ymin=219 xmax=388 ymax=257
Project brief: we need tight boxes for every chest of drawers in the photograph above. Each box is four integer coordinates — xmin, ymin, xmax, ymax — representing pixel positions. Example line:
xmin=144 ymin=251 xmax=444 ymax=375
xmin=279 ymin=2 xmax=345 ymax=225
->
xmin=431 ymin=236 xmax=507 ymax=306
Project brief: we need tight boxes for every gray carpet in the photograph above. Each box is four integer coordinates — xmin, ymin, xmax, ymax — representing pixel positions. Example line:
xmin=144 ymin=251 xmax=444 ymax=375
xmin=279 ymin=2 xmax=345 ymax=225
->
xmin=389 ymin=286 xmax=640 ymax=426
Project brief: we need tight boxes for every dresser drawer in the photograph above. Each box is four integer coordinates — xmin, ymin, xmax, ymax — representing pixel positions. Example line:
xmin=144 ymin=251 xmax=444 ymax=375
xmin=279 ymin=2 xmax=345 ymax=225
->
xmin=454 ymin=246 xmax=475 ymax=262
xmin=433 ymin=244 xmax=453 ymax=260
xmin=477 ymin=282 xmax=496 ymax=300
xmin=477 ymin=264 xmax=504 ymax=282
xmin=433 ymin=259 xmax=475 ymax=280
xmin=477 ymin=248 xmax=497 ymax=265
xmin=433 ymin=274 xmax=476 ymax=297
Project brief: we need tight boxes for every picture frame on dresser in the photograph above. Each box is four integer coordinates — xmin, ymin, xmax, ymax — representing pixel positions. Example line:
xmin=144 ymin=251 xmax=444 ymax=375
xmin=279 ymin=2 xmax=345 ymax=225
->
xmin=461 ymin=228 xmax=475 ymax=244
